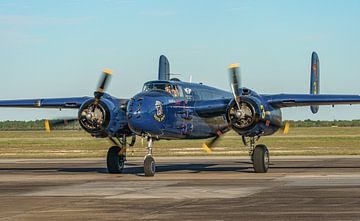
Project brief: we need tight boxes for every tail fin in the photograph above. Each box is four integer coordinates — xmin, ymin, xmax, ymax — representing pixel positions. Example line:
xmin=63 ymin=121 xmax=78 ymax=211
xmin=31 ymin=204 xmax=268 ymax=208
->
xmin=310 ymin=51 xmax=320 ymax=114
xmin=158 ymin=55 xmax=170 ymax=80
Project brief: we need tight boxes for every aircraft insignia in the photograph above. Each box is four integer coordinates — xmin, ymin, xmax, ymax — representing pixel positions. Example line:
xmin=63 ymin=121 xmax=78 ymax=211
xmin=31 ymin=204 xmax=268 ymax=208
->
xmin=154 ymin=100 xmax=165 ymax=122
xmin=184 ymin=88 xmax=192 ymax=95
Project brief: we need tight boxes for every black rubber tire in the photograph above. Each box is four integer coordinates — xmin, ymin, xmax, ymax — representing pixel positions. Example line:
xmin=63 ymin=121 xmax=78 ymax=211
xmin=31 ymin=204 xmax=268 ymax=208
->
xmin=107 ymin=146 xmax=125 ymax=174
xmin=253 ymin=144 xmax=269 ymax=173
xmin=144 ymin=154 xmax=156 ymax=177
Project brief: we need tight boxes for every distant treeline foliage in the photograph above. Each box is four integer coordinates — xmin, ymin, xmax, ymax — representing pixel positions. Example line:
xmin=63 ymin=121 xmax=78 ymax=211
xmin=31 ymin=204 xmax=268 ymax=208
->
xmin=287 ymin=119 xmax=360 ymax=127
xmin=0 ymin=120 xmax=81 ymax=131
xmin=0 ymin=119 xmax=360 ymax=131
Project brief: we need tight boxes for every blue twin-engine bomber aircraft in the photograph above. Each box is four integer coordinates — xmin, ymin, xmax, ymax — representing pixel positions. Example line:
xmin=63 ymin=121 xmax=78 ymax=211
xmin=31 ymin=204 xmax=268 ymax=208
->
xmin=1 ymin=52 xmax=360 ymax=176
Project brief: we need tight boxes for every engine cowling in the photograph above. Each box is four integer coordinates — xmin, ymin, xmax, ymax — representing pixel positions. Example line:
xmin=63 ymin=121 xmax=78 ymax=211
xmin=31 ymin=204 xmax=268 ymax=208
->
xmin=226 ymin=94 xmax=283 ymax=137
xmin=226 ymin=96 xmax=261 ymax=135
xmin=78 ymin=95 xmax=129 ymax=138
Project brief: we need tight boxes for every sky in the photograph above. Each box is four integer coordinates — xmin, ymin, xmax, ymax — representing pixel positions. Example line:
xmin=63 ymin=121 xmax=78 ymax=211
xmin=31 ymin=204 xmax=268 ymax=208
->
xmin=0 ymin=0 xmax=359 ymax=120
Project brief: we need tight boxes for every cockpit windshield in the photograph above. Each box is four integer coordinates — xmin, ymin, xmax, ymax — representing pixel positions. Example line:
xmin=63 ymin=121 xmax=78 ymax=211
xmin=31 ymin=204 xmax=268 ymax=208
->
xmin=143 ymin=82 xmax=181 ymax=97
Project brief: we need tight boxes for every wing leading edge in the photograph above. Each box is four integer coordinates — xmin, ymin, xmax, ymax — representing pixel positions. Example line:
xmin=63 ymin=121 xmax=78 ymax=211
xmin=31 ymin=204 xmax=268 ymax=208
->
xmin=263 ymin=94 xmax=360 ymax=108
xmin=0 ymin=97 xmax=92 ymax=109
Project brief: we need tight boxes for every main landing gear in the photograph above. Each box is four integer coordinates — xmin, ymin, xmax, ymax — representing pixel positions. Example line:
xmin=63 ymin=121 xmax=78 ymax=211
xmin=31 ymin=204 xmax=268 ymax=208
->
xmin=106 ymin=135 xmax=156 ymax=176
xmin=243 ymin=136 xmax=270 ymax=173
xmin=107 ymin=146 xmax=125 ymax=173
xmin=107 ymin=136 xmax=127 ymax=174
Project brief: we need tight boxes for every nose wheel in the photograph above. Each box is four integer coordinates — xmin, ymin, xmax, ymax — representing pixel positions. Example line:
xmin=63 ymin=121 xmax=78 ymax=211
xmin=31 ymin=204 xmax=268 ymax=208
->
xmin=144 ymin=154 xmax=156 ymax=176
xmin=144 ymin=137 xmax=156 ymax=176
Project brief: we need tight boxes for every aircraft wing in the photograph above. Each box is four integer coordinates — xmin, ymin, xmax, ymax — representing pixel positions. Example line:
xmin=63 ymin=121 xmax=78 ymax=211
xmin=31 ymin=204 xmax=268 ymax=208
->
xmin=0 ymin=97 xmax=92 ymax=109
xmin=263 ymin=94 xmax=360 ymax=108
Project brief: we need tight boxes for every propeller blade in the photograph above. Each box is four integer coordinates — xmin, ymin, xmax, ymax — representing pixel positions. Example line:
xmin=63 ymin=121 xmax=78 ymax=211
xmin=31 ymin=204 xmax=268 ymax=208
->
xmin=229 ymin=63 xmax=241 ymax=110
xmin=44 ymin=118 xmax=78 ymax=132
xmin=44 ymin=119 xmax=51 ymax=133
xmin=202 ymin=143 xmax=213 ymax=154
xmin=94 ymin=68 xmax=112 ymax=104
xmin=282 ymin=121 xmax=290 ymax=135
xmin=201 ymin=130 xmax=224 ymax=154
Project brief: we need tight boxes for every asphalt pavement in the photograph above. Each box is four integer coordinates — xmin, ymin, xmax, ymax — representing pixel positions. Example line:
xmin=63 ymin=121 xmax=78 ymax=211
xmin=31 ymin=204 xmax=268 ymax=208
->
xmin=0 ymin=156 xmax=360 ymax=220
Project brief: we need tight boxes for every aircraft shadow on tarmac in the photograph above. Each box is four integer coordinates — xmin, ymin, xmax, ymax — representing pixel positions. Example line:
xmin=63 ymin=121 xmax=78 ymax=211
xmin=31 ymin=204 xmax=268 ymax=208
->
xmin=59 ymin=161 xmax=255 ymax=174
xmin=0 ymin=161 xmax=255 ymax=174
xmin=2 ymin=160 xmax=360 ymax=175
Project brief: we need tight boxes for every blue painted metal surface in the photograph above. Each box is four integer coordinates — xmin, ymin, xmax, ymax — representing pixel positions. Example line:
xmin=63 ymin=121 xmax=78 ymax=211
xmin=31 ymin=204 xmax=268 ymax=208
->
xmin=0 ymin=97 xmax=91 ymax=109
xmin=158 ymin=55 xmax=170 ymax=81
xmin=310 ymin=51 xmax=320 ymax=113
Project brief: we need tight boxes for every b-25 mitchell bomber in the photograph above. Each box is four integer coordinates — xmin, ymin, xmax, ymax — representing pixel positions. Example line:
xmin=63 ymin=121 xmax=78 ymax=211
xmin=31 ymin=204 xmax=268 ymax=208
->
xmin=1 ymin=52 xmax=359 ymax=176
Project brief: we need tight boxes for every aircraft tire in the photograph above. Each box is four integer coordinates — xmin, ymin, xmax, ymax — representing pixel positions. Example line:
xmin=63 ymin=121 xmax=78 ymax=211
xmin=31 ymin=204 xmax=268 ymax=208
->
xmin=253 ymin=144 xmax=269 ymax=173
xmin=107 ymin=146 xmax=125 ymax=174
xmin=144 ymin=154 xmax=156 ymax=176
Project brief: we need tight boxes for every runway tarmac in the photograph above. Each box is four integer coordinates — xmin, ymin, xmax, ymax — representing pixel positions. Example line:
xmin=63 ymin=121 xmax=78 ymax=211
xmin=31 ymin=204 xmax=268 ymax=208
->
xmin=1 ymin=156 xmax=360 ymax=220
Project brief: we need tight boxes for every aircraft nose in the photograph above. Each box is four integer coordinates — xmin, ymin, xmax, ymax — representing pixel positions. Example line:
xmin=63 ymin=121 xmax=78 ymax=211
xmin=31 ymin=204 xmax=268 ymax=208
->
xmin=127 ymin=95 xmax=165 ymax=136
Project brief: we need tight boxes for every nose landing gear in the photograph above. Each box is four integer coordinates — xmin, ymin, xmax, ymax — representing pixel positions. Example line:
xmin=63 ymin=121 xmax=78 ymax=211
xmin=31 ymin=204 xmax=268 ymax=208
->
xmin=144 ymin=137 xmax=156 ymax=176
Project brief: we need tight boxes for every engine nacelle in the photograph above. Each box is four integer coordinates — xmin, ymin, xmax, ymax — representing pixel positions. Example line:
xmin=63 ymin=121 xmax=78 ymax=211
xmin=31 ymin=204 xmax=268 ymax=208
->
xmin=78 ymin=94 xmax=130 ymax=138
xmin=226 ymin=89 xmax=282 ymax=137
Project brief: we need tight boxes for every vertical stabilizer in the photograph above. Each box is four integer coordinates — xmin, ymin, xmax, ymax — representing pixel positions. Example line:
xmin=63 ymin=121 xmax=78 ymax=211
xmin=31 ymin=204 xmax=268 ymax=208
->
xmin=158 ymin=55 xmax=170 ymax=80
xmin=310 ymin=51 xmax=320 ymax=114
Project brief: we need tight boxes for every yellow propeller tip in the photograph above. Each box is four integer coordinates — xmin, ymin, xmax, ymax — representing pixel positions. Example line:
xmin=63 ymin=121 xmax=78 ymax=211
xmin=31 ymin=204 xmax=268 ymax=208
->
xmin=202 ymin=143 xmax=213 ymax=154
xmin=103 ymin=68 xmax=113 ymax=75
xmin=44 ymin=119 xmax=51 ymax=133
xmin=229 ymin=63 xmax=240 ymax=69
xmin=283 ymin=122 xmax=290 ymax=135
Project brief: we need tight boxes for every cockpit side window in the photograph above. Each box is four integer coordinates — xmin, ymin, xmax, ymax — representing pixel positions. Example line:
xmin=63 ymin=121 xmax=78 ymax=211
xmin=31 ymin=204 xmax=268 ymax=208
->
xmin=143 ymin=83 xmax=167 ymax=92
xmin=143 ymin=83 xmax=183 ymax=97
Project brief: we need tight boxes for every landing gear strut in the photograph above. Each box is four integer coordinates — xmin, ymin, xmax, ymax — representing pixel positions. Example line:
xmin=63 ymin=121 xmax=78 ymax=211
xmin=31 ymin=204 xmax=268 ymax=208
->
xmin=144 ymin=137 xmax=156 ymax=176
xmin=107 ymin=136 xmax=126 ymax=174
xmin=243 ymin=136 xmax=270 ymax=173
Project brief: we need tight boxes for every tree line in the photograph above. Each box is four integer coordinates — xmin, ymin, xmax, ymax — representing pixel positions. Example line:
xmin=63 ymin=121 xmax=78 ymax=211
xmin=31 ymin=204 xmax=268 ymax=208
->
xmin=0 ymin=120 xmax=80 ymax=131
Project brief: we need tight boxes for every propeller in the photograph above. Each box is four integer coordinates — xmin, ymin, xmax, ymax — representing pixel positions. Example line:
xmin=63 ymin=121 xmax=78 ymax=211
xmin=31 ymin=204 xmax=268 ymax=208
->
xmin=46 ymin=69 xmax=113 ymax=133
xmin=94 ymin=68 xmax=112 ymax=105
xmin=201 ymin=64 xmax=242 ymax=153
xmin=44 ymin=118 xmax=78 ymax=132
xmin=77 ymin=68 xmax=113 ymax=133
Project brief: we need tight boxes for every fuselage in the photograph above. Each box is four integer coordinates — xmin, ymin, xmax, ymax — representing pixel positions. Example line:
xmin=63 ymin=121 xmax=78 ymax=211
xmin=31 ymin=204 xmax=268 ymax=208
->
xmin=127 ymin=80 xmax=283 ymax=139
xmin=127 ymin=80 xmax=232 ymax=139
